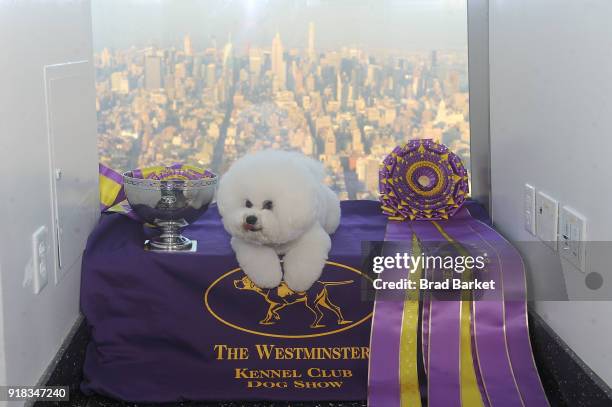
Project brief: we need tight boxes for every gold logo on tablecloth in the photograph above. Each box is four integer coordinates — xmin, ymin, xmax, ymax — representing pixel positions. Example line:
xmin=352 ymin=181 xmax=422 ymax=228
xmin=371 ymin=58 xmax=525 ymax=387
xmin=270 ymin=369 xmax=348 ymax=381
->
xmin=233 ymin=275 xmax=353 ymax=328
xmin=204 ymin=261 xmax=372 ymax=338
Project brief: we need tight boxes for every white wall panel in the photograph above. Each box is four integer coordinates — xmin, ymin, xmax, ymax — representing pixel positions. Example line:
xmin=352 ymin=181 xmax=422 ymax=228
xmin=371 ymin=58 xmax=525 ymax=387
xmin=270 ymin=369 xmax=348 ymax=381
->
xmin=0 ymin=0 xmax=98 ymax=395
xmin=489 ymin=0 xmax=612 ymax=385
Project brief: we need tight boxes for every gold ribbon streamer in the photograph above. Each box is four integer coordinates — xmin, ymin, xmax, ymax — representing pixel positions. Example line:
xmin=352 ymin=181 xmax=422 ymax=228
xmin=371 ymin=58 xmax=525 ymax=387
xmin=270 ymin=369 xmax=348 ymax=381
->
xmin=399 ymin=232 xmax=423 ymax=407
xmin=432 ymin=221 xmax=484 ymax=407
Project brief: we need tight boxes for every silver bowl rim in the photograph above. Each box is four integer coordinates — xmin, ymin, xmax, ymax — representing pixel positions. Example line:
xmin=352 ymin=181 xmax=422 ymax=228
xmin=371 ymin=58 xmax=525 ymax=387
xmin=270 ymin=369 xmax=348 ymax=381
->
xmin=122 ymin=169 xmax=218 ymax=190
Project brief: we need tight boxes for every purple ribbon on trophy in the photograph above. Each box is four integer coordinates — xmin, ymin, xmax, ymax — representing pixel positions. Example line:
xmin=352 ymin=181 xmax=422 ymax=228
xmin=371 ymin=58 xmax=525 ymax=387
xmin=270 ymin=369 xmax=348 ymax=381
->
xmin=369 ymin=140 xmax=549 ymax=407
xmin=98 ymin=163 xmax=215 ymax=221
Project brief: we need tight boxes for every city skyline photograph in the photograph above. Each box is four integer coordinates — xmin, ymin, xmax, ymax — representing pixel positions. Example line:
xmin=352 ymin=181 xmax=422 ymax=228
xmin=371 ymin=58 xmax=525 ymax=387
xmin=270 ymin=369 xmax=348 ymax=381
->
xmin=93 ymin=0 xmax=470 ymax=200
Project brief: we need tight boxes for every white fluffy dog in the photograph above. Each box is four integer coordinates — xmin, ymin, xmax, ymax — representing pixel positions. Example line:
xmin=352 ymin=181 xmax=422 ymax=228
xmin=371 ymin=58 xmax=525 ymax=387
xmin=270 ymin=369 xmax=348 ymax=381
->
xmin=217 ymin=150 xmax=341 ymax=292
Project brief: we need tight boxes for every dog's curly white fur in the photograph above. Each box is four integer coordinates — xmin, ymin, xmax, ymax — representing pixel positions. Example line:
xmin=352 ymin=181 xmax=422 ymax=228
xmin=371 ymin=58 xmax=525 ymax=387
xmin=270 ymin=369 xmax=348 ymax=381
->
xmin=217 ymin=150 xmax=341 ymax=292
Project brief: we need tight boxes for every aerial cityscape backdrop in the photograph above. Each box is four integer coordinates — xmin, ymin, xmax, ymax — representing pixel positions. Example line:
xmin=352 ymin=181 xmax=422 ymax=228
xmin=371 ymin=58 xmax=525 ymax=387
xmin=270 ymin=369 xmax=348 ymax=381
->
xmin=94 ymin=1 xmax=470 ymax=199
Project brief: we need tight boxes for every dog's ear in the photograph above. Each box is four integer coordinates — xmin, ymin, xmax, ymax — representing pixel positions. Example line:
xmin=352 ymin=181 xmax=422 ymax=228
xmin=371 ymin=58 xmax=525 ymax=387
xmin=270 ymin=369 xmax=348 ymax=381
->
xmin=281 ymin=177 xmax=321 ymax=232
xmin=216 ymin=173 xmax=232 ymax=216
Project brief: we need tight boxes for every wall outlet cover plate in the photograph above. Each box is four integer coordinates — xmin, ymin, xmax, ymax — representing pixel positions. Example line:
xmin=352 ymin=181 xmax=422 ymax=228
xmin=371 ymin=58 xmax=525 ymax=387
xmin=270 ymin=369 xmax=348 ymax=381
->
xmin=559 ymin=206 xmax=586 ymax=272
xmin=32 ymin=225 xmax=49 ymax=294
xmin=536 ymin=191 xmax=558 ymax=251
xmin=524 ymin=183 xmax=536 ymax=235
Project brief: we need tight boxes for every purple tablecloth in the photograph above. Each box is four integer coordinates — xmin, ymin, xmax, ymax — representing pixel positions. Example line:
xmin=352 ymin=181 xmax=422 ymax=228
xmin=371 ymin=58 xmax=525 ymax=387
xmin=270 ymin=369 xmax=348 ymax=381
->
xmin=80 ymin=200 xmax=488 ymax=402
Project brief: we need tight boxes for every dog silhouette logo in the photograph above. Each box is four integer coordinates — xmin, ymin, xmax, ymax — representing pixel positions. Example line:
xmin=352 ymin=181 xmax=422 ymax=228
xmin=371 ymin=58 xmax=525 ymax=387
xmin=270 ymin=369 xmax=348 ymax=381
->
xmin=204 ymin=261 xmax=373 ymax=338
xmin=233 ymin=275 xmax=353 ymax=328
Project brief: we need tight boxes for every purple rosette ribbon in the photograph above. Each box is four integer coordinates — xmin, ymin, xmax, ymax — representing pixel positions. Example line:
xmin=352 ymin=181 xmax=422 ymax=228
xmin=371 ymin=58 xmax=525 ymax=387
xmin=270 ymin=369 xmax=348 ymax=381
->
xmin=130 ymin=163 xmax=216 ymax=181
xmin=379 ymin=139 xmax=469 ymax=221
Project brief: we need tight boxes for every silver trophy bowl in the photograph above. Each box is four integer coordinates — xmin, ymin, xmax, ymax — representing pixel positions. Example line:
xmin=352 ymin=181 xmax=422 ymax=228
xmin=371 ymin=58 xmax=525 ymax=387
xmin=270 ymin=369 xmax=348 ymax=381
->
xmin=123 ymin=170 xmax=218 ymax=251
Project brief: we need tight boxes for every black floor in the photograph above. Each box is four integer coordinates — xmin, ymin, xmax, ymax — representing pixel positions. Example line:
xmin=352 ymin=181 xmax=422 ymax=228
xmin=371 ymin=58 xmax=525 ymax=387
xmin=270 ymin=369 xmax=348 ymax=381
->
xmin=35 ymin=311 xmax=611 ymax=407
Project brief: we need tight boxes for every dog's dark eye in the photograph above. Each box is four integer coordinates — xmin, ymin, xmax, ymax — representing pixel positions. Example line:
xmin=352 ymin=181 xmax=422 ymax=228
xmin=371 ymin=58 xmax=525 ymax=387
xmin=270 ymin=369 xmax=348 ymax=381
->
xmin=245 ymin=199 xmax=253 ymax=208
xmin=262 ymin=200 xmax=273 ymax=210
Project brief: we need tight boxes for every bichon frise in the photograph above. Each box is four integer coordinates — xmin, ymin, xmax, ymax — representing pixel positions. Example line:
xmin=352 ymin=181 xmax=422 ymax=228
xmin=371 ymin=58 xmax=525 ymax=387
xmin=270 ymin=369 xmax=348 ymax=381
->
xmin=217 ymin=150 xmax=341 ymax=292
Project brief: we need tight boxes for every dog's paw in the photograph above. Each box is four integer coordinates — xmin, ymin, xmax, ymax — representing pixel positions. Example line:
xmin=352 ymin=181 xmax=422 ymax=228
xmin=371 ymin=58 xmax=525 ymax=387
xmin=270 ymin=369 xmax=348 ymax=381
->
xmin=283 ymin=268 xmax=321 ymax=292
xmin=247 ymin=267 xmax=283 ymax=289
xmin=283 ymin=253 xmax=325 ymax=292
xmin=241 ymin=255 xmax=282 ymax=288
xmin=232 ymin=238 xmax=283 ymax=289
xmin=282 ymin=226 xmax=329 ymax=292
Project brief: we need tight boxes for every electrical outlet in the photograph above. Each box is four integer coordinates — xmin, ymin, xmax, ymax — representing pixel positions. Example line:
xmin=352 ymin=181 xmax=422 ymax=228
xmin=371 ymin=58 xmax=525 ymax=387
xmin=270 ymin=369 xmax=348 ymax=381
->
xmin=536 ymin=191 xmax=558 ymax=251
xmin=524 ymin=184 xmax=536 ymax=235
xmin=559 ymin=206 xmax=586 ymax=272
xmin=32 ymin=226 xmax=49 ymax=294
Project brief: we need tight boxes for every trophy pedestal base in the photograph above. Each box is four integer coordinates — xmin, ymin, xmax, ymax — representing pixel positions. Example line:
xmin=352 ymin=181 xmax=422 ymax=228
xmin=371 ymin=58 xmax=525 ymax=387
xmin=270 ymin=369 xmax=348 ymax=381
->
xmin=144 ymin=240 xmax=198 ymax=253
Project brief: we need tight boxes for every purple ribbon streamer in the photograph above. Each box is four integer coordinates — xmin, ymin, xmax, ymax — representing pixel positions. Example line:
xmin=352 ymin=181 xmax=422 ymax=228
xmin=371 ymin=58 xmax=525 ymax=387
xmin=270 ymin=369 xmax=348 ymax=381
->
xmin=410 ymin=221 xmax=463 ymax=407
xmin=438 ymin=218 xmax=524 ymax=407
xmin=368 ymin=208 xmax=548 ymax=407
xmin=367 ymin=296 xmax=404 ymax=406
xmin=469 ymin=220 xmax=550 ymax=406
xmin=418 ymin=213 xmax=490 ymax=407
xmin=368 ymin=221 xmax=417 ymax=406
xmin=434 ymin=209 xmax=549 ymax=406
xmin=99 ymin=163 xmax=127 ymax=207
xmin=422 ymin=290 xmax=430 ymax=375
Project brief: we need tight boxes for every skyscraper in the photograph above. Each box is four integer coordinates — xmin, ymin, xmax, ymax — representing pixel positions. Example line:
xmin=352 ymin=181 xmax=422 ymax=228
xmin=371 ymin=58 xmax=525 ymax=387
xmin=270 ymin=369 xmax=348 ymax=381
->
xmin=223 ymin=36 xmax=233 ymax=69
xmin=308 ymin=22 xmax=315 ymax=60
xmin=337 ymin=73 xmax=349 ymax=109
xmin=271 ymin=32 xmax=286 ymax=90
xmin=222 ymin=36 xmax=234 ymax=84
xmin=144 ymin=55 xmax=163 ymax=90
xmin=183 ymin=35 xmax=193 ymax=56
xmin=206 ymin=63 xmax=216 ymax=88
xmin=352 ymin=128 xmax=364 ymax=154
xmin=110 ymin=72 xmax=129 ymax=94
xmin=100 ymin=48 xmax=111 ymax=68
xmin=249 ymin=48 xmax=262 ymax=81
xmin=192 ymin=56 xmax=202 ymax=78
xmin=110 ymin=71 xmax=122 ymax=91
xmin=430 ymin=49 xmax=438 ymax=77
xmin=323 ymin=128 xmax=337 ymax=156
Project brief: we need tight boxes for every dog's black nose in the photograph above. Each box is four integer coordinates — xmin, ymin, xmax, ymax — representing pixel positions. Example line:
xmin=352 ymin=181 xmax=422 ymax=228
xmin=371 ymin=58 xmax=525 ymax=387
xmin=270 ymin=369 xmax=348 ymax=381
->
xmin=245 ymin=215 xmax=258 ymax=225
